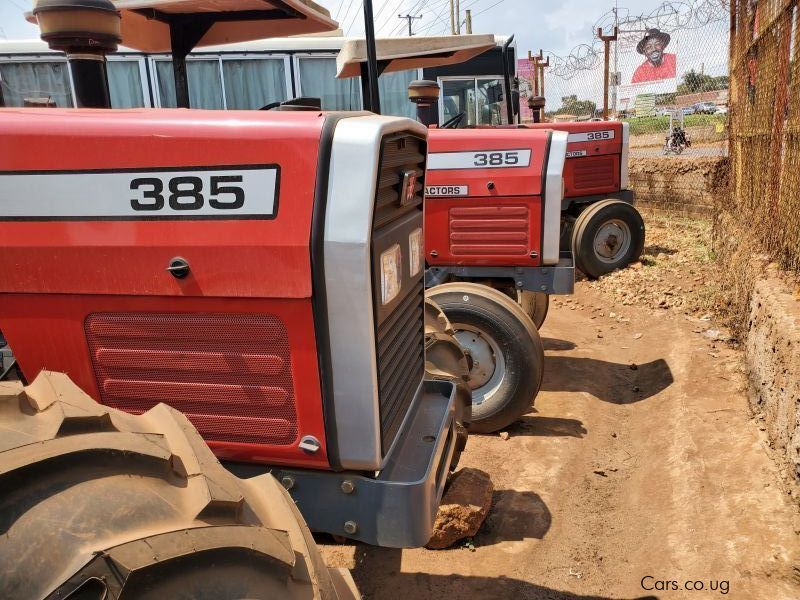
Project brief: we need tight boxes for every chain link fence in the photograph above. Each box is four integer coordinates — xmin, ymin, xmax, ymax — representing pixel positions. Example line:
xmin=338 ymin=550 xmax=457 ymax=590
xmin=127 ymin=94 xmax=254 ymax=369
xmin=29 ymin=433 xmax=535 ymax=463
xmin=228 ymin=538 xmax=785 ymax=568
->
xmin=728 ymin=0 xmax=799 ymax=271
xmin=518 ymin=1 xmax=730 ymax=157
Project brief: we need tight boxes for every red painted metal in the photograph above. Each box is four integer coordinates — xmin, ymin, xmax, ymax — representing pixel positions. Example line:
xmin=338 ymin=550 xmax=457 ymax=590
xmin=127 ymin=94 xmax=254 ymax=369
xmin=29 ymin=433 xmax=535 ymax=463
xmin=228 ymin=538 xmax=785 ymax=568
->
xmin=425 ymin=128 xmax=549 ymax=267
xmin=0 ymin=108 xmax=331 ymax=469
xmin=527 ymin=121 xmax=623 ymax=198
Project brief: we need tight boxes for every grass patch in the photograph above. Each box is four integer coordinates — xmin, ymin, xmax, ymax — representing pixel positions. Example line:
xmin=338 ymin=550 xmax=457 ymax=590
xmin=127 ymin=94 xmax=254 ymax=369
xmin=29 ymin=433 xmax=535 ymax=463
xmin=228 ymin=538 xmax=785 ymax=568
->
xmin=623 ymin=113 xmax=727 ymax=136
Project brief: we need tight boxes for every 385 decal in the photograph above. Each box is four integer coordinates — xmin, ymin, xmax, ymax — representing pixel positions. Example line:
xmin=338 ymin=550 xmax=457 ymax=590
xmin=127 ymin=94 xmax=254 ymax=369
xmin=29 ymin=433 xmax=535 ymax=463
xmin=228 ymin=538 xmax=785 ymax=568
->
xmin=130 ymin=175 xmax=245 ymax=212
xmin=427 ymin=149 xmax=532 ymax=170
xmin=568 ymin=130 xmax=616 ymax=143
xmin=472 ymin=151 xmax=521 ymax=167
xmin=0 ymin=165 xmax=279 ymax=220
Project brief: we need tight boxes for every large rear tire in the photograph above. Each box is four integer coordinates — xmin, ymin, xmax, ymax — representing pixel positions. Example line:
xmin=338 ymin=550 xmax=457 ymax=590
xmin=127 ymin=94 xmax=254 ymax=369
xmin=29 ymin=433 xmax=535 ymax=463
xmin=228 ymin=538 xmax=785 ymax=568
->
xmin=0 ymin=371 xmax=344 ymax=600
xmin=572 ymin=199 xmax=645 ymax=278
xmin=426 ymin=283 xmax=544 ymax=434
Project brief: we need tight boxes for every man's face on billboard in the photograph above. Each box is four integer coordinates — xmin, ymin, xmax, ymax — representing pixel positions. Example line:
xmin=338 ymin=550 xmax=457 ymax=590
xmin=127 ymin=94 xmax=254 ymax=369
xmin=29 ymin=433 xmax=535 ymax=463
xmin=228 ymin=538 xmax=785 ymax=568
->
xmin=643 ymin=37 xmax=664 ymax=64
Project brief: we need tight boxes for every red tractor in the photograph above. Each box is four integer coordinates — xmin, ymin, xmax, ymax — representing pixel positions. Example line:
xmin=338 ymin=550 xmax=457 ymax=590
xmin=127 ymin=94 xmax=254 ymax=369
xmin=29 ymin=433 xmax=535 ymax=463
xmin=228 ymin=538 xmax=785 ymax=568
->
xmin=0 ymin=2 xmax=468 ymax=598
xmin=336 ymin=36 xmax=572 ymax=433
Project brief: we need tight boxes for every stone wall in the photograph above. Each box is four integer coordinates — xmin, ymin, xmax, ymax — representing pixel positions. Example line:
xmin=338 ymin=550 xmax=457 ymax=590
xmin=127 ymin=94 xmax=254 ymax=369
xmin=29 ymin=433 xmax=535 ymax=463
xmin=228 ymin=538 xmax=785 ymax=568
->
xmin=629 ymin=156 xmax=729 ymax=216
xmin=745 ymin=271 xmax=800 ymax=480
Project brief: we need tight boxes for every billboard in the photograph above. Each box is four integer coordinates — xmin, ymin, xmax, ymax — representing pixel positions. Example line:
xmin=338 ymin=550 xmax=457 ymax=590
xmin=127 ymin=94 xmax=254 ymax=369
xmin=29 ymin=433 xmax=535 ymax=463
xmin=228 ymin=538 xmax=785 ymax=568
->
xmin=617 ymin=28 xmax=678 ymax=112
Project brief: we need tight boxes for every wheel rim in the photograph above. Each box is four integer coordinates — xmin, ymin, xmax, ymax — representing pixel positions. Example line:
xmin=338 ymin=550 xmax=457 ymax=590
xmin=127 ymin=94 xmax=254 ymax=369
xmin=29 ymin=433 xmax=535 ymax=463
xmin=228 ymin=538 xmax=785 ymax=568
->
xmin=593 ymin=218 xmax=632 ymax=264
xmin=452 ymin=323 xmax=505 ymax=406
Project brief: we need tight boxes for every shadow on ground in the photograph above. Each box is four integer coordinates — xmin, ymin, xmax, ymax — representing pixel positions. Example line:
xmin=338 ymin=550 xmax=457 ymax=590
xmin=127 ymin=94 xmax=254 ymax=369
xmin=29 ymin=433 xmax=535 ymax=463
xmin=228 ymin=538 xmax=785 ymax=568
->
xmin=477 ymin=489 xmax=551 ymax=545
xmin=348 ymin=546 xmax=659 ymax=600
xmin=543 ymin=337 xmax=578 ymax=351
xmin=542 ymin=356 xmax=673 ymax=404
xmin=507 ymin=415 xmax=588 ymax=438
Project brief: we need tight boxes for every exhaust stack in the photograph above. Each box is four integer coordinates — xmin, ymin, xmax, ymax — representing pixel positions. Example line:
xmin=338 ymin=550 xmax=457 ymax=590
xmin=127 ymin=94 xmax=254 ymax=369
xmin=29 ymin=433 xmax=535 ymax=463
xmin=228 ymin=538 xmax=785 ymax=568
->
xmin=408 ymin=80 xmax=440 ymax=127
xmin=32 ymin=0 xmax=121 ymax=108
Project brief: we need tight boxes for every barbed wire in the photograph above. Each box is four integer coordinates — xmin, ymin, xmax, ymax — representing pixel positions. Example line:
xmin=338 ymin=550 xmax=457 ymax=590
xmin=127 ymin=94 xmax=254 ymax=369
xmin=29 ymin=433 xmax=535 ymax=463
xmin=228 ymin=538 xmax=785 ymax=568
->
xmin=545 ymin=0 xmax=729 ymax=80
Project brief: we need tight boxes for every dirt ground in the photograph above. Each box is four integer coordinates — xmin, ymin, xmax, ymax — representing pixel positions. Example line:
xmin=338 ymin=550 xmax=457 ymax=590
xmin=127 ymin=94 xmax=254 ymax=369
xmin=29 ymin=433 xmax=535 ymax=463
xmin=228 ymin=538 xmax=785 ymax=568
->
xmin=320 ymin=211 xmax=800 ymax=600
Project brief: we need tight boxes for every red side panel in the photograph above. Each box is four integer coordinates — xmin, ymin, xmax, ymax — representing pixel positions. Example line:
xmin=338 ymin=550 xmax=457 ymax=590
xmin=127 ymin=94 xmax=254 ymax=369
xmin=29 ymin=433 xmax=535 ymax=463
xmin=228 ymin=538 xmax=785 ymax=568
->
xmin=425 ymin=128 xmax=550 ymax=267
xmin=527 ymin=121 xmax=622 ymax=198
xmin=0 ymin=108 xmax=330 ymax=469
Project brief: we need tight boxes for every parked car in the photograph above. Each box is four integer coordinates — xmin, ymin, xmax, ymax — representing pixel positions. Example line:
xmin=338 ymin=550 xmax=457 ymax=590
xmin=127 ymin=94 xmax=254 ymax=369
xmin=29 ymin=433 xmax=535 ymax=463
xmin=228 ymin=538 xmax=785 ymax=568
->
xmin=681 ymin=106 xmax=696 ymax=115
xmin=692 ymin=102 xmax=718 ymax=114
xmin=715 ymin=105 xmax=729 ymax=114
xmin=655 ymin=107 xmax=673 ymax=116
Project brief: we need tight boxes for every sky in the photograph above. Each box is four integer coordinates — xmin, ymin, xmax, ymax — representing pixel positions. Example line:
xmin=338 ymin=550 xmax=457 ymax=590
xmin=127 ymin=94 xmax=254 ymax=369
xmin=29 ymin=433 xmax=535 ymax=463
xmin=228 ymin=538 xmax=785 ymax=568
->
xmin=0 ymin=0 xmax=683 ymax=57
xmin=0 ymin=0 xmax=728 ymax=108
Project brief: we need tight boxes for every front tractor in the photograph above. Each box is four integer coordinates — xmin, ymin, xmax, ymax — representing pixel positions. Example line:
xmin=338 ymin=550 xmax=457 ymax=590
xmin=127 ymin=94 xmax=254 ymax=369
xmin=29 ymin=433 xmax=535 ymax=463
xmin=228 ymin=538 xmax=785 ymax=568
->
xmin=0 ymin=2 xmax=468 ymax=598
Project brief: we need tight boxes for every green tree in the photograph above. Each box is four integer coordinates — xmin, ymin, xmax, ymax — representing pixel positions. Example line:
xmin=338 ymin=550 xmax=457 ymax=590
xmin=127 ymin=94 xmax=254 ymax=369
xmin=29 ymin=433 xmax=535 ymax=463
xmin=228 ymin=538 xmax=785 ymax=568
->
xmin=554 ymin=94 xmax=597 ymax=116
xmin=677 ymin=69 xmax=729 ymax=94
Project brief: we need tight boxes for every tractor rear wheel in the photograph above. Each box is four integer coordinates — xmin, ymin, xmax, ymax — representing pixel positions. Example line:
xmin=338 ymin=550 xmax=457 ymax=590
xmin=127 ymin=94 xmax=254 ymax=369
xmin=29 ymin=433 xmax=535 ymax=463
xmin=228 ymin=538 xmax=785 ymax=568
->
xmin=516 ymin=290 xmax=550 ymax=329
xmin=572 ymin=199 xmax=645 ymax=278
xmin=0 ymin=371 xmax=346 ymax=600
xmin=426 ymin=283 xmax=544 ymax=434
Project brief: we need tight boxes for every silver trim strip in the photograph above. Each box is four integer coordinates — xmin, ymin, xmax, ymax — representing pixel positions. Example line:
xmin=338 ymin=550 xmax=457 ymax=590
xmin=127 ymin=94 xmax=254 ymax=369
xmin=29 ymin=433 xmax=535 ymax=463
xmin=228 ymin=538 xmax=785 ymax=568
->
xmin=323 ymin=114 xmax=429 ymax=471
xmin=543 ymin=131 xmax=568 ymax=265
xmin=621 ymin=122 xmax=630 ymax=190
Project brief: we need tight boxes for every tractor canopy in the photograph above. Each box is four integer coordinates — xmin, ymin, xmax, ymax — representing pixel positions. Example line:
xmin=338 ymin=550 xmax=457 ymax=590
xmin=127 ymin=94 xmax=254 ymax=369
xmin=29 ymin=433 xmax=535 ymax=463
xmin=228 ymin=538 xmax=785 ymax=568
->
xmin=27 ymin=0 xmax=338 ymax=52
xmin=335 ymin=34 xmax=496 ymax=79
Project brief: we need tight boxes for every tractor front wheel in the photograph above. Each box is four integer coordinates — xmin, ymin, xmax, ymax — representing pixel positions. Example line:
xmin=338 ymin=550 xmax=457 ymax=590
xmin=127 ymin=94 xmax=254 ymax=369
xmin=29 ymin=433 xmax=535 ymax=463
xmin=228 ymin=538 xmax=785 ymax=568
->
xmin=572 ymin=199 xmax=645 ymax=278
xmin=426 ymin=283 xmax=544 ymax=434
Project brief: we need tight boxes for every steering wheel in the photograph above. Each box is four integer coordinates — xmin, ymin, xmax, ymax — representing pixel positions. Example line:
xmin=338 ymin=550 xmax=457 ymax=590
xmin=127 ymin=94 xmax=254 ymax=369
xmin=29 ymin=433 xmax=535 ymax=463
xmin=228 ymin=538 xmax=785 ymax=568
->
xmin=441 ymin=111 xmax=466 ymax=129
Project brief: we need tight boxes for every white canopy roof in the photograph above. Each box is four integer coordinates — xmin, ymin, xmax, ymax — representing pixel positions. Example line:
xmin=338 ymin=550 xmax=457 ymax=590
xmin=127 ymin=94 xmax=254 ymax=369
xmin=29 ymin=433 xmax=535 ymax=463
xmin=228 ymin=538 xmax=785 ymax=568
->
xmin=336 ymin=34 xmax=496 ymax=79
xmin=27 ymin=0 xmax=338 ymax=53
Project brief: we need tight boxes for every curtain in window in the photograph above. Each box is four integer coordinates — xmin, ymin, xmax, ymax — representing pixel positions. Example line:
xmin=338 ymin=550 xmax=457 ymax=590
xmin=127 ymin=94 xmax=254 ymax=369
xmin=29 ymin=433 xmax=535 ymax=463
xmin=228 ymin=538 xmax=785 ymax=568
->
xmin=107 ymin=61 xmax=145 ymax=108
xmin=297 ymin=57 xmax=361 ymax=110
xmin=379 ymin=69 xmax=417 ymax=118
xmin=222 ymin=59 xmax=287 ymax=109
xmin=156 ymin=59 xmax=224 ymax=109
xmin=0 ymin=61 xmax=73 ymax=107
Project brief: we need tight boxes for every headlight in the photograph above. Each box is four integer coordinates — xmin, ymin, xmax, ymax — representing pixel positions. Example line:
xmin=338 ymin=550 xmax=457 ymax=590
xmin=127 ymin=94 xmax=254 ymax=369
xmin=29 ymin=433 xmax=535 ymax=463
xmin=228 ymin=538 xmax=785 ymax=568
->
xmin=380 ymin=243 xmax=402 ymax=305
xmin=409 ymin=227 xmax=423 ymax=277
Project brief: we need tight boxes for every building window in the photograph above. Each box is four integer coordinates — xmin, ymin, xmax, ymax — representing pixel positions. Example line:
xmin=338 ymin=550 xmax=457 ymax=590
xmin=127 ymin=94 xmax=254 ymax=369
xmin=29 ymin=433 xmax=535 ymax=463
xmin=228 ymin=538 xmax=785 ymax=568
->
xmin=107 ymin=60 xmax=146 ymax=108
xmin=0 ymin=61 xmax=73 ymax=107
xmin=155 ymin=59 xmax=224 ymax=109
xmin=222 ymin=59 xmax=287 ymax=109
xmin=297 ymin=56 xmax=361 ymax=110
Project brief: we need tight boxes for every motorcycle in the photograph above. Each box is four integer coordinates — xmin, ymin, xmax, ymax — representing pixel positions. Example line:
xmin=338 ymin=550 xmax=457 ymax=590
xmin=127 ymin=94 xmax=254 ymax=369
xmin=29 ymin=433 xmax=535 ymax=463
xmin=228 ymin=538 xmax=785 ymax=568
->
xmin=664 ymin=125 xmax=691 ymax=155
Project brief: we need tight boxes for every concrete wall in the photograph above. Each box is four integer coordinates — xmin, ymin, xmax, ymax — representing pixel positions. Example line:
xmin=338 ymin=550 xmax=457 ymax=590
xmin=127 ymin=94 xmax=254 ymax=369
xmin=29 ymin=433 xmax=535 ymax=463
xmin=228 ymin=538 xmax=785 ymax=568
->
xmin=630 ymin=156 xmax=728 ymax=216
xmin=746 ymin=271 xmax=800 ymax=479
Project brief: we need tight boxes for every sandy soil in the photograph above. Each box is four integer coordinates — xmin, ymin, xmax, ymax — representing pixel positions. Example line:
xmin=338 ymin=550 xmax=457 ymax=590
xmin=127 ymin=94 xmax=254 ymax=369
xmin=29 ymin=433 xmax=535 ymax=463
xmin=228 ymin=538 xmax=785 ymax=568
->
xmin=320 ymin=216 xmax=800 ymax=600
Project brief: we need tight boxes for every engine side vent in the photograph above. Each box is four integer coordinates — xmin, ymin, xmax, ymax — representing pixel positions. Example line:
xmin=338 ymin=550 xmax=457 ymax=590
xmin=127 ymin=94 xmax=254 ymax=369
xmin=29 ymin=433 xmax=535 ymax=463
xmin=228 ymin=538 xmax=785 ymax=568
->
xmin=449 ymin=205 xmax=529 ymax=255
xmin=573 ymin=156 xmax=616 ymax=190
xmin=85 ymin=313 xmax=298 ymax=446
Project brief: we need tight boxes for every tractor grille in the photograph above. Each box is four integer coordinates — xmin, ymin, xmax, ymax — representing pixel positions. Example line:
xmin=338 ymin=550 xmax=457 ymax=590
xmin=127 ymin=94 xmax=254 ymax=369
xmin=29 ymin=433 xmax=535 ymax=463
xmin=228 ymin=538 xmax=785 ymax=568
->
xmin=373 ymin=133 xmax=426 ymax=453
xmin=573 ymin=156 xmax=616 ymax=190
xmin=449 ymin=205 xmax=530 ymax=255
xmin=85 ymin=313 xmax=298 ymax=446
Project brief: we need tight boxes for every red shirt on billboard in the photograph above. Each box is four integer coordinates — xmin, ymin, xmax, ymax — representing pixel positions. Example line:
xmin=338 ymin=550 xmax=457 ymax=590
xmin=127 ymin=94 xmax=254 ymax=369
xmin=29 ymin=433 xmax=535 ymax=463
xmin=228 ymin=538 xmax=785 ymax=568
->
xmin=632 ymin=28 xmax=676 ymax=83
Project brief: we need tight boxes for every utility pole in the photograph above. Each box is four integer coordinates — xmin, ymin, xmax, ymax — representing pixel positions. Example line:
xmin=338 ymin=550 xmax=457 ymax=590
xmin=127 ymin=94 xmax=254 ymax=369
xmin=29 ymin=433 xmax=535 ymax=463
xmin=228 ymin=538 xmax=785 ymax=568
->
xmin=465 ymin=9 xmax=472 ymax=33
xmin=537 ymin=50 xmax=549 ymax=115
xmin=598 ymin=26 xmax=618 ymax=120
xmin=528 ymin=50 xmax=539 ymax=97
xmin=456 ymin=0 xmax=461 ymax=34
xmin=449 ymin=0 xmax=455 ymax=34
xmin=611 ymin=2 xmax=619 ymax=115
xmin=398 ymin=13 xmax=422 ymax=36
